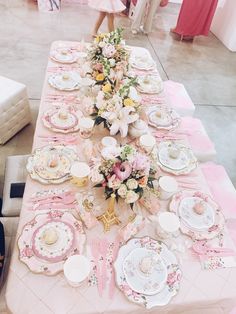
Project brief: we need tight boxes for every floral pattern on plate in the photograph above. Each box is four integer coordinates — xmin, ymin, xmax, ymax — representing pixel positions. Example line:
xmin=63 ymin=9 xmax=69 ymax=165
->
xmin=26 ymin=145 xmax=78 ymax=184
xmin=137 ymin=75 xmax=163 ymax=94
xmin=157 ymin=141 xmax=198 ymax=175
xmin=114 ymin=236 xmax=181 ymax=309
xmin=169 ymin=190 xmax=225 ymax=240
xmin=48 ymin=71 xmax=81 ymax=91
xmin=123 ymin=247 xmax=168 ymax=295
xmin=50 ymin=48 xmax=78 ymax=64
xmin=146 ymin=105 xmax=180 ymax=131
xmin=32 ymin=221 xmax=74 ymax=262
xmin=18 ymin=211 xmax=86 ymax=275
xmin=42 ymin=106 xmax=82 ymax=133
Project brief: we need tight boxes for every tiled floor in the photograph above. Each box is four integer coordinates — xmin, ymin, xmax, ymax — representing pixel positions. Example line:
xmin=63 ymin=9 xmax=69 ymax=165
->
xmin=0 ymin=1 xmax=236 ymax=196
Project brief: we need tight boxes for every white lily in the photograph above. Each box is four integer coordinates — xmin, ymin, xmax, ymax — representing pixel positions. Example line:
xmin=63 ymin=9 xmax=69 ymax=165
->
xmin=109 ymin=107 xmax=139 ymax=138
xmin=129 ymin=86 xmax=141 ymax=102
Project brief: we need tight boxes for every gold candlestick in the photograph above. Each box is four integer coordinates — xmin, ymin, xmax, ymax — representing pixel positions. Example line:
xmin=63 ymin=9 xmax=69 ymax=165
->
xmin=97 ymin=194 xmax=121 ymax=232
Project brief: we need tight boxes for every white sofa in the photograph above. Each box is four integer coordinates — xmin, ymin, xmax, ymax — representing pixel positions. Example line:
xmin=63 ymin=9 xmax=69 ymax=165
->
xmin=0 ymin=76 xmax=31 ymax=145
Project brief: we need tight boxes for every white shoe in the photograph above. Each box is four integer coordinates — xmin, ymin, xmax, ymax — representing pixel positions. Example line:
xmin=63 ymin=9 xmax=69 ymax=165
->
xmin=131 ymin=29 xmax=138 ymax=35
xmin=140 ymin=25 xmax=148 ymax=34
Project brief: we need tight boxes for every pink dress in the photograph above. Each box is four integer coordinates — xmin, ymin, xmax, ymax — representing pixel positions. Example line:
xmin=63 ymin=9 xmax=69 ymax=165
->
xmin=174 ymin=0 xmax=218 ymax=36
xmin=88 ymin=0 xmax=126 ymax=13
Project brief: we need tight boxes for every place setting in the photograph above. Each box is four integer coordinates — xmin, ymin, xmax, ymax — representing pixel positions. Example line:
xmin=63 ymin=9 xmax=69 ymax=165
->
xmin=156 ymin=140 xmax=198 ymax=175
xmin=18 ymin=210 xmax=86 ymax=275
xmin=50 ymin=47 xmax=79 ymax=64
xmin=42 ymin=106 xmax=83 ymax=133
xmin=48 ymin=70 xmax=82 ymax=91
xmin=137 ymin=74 xmax=164 ymax=94
xmin=146 ymin=105 xmax=180 ymax=131
xmin=26 ymin=145 xmax=78 ymax=184
xmin=114 ymin=236 xmax=181 ymax=309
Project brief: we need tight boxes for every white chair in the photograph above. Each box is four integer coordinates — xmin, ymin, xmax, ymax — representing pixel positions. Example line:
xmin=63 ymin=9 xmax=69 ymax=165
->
xmin=1 ymin=155 xmax=29 ymax=217
xmin=163 ymin=80 xmax=195 ymax=117
xmin=0 ymin=217 xmax=19 ymax=314
xmin=0 ymin=76 xmax=31 ymax=145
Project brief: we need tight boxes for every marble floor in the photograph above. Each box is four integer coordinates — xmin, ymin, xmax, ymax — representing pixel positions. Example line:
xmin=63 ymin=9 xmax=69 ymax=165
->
xmin=0 ymin=0 xmax=236 ymax=196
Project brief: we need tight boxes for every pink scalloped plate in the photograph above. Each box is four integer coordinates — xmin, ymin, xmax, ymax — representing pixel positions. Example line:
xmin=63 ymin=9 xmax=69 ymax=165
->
xmin=18 ymin=211 xmax=86 ymax=275
xmin=169 ymin=190 xmax=225 ymax=240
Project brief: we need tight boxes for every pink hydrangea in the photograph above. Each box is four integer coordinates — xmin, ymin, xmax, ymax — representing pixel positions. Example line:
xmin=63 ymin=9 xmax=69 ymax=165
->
xmin=132 ymin=153 xmax=150 ymax=175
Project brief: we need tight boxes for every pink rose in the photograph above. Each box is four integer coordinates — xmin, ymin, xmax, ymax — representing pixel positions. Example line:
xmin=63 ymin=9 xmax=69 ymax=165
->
xmin=113 ymin=161 xmax=132 ymax=181
xmin=102 ymin=44 xmax=116 ymax=58
xmin=107 ymin=174 xmax=122 ymax=189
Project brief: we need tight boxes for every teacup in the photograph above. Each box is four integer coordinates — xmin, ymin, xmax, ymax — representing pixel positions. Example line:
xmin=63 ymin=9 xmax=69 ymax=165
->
xmin=70 ymin=162 xmax=90 ymax=187
xmin=101 ymin=136 xmax=117 ymax=148
xmin=156 ymin=212 xmax=180 ymax=240
xmin=158 ymin=176 xmax=178 ymax=200
xmin=79 ymin=117 xmax=94 ymax=139
xmin=63 ymin=255 xmax=91 ymax=287
xmin=139 ymin=134 xmax=156 ymax=153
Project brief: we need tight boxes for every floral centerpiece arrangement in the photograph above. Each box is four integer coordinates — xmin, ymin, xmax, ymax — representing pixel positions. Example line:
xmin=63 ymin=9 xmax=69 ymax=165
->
xmin=93 ymin=145 xmax=156 ymax=208
xmin=88 ymin=28 xmax=129 ymax=87
xmin=90 ymin=76 xmax=141 ymax=137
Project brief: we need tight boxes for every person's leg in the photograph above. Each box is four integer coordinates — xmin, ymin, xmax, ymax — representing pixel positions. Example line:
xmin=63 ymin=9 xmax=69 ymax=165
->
xmin=131 ymin=0 xmax=148 ymax=33
xmin=92 ymin=11 xmax=106 ymax=36
xmin=143 ymin=0 xmax=160 ymax=33
xmin=107 ymin=13 xmax=115 ymax=32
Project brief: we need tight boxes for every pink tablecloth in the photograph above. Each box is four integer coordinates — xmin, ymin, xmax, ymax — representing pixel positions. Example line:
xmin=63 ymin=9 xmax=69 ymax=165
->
xmin=5 ymin=41 xmax=236 ymax=314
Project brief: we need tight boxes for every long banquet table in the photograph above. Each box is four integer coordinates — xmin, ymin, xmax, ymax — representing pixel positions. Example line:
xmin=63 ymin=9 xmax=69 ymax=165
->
xmin=5 ymin=41 xmax=236 ymax=314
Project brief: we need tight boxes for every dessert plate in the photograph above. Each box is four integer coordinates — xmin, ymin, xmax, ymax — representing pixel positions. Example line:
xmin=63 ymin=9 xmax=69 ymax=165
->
xmin=130 ymin=55 xmax=156 ymax=71
xmin=178 ymin=196 xmax=215 ymax=230
xmin=50 ymin=48 xmax=78 ymax=64
xmin=42 ymin=106 xmax=82 ymax=133
xmin=114 ymin=236 xmax=181 ymax=309
xmin=170 ymin=190 xmax=225 ymax=240
xmin=27 ymin=145 xmax=78 ymax=184
xmin=157 ymin=141 xmax=198 ymax=175
xmin=147 ymin=106 xmax=180 ymax=130
xmin=18 ymin=211 xmax=86 ymax=275
xmin=123 ymin=247 xmax=167 ymax=295
xmin=48 ymin=71 xmax=81 ymax=91
xmin=137 ymin=75 xmax=163 ymax=94
xmin=32 ymin=221 xmax=74 ymax=262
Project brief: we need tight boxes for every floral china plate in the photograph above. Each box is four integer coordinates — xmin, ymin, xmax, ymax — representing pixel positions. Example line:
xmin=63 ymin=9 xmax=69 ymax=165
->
xmin=169 ymin=190 xmax=225 ymax=240
xmin=146 ymin=106 xmax=180 ymax=131
xmin=157 ymin=141 xmax=198 ymax=175
xmin=48 ymin=71 xmax=82 ymax=91
xmin=114 ymin=236 xmax=181 ymax=309
xmin=26 ymin=145 xmax=78 ymax=184
xmin=42 ymin=106 xmax=83 ymax=133
xmin=50 ymin=48 xmax=78 ymax=64
xmin=123 ymin=247 xmax=168 ymax=295
xmin=18 ymin=211 xmax=86 ymax=275
xmin=137 ymin=75 xmax=163 ymax=94
xmin=130 ymin=55 xmax=156 ymax=71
